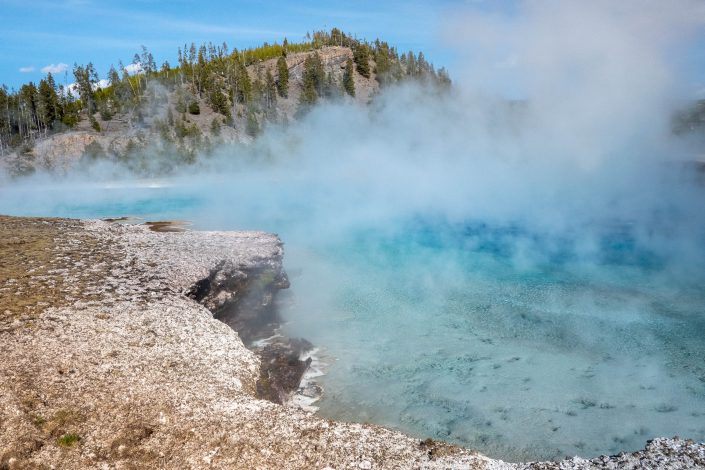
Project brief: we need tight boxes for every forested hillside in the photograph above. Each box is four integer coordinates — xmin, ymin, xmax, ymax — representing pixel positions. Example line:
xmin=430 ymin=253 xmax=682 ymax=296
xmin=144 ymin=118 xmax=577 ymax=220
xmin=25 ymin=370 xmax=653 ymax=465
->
xmin=0 ymin=29 xmax=450 ymax=176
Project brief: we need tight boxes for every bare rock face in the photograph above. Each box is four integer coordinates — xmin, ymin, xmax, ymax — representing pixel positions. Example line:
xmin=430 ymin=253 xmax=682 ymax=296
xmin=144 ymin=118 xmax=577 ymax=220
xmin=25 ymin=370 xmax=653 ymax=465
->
xmin=254 ymin=337 xmax=314 ymax=405
xmin=187 ymin=259 xmax=289 ymax=343
xmin=0 ymin=132 xmax=92 ymax=176
xmin=0 ymin=216 xmax=703 ymax=470
xmin=184 ymin=258 xmax=310 ymax=405
xmin=33 ymin=132 xmax=97 ymax=170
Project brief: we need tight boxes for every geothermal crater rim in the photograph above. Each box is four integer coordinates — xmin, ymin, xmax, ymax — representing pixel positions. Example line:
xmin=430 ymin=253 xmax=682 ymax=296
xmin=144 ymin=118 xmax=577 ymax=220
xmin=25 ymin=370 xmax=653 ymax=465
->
xmin=1 ymin=215 xmax=704 ymax=469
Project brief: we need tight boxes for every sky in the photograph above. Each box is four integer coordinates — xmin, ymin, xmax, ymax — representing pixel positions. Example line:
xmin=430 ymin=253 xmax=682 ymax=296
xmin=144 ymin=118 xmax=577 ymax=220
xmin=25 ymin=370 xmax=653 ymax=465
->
xmin=0 ymin=0 xmax=466 ymax=90
xmin=2 ymin=0 xmax=705 ymax=97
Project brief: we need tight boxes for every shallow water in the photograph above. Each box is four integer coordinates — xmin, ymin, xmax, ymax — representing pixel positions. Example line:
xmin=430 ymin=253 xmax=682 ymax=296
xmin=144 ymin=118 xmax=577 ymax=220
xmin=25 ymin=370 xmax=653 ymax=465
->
xmin=283 ymin=223 xmax=705 ymax=461
xmin=2 ymin=180 xmax=704 ymax=462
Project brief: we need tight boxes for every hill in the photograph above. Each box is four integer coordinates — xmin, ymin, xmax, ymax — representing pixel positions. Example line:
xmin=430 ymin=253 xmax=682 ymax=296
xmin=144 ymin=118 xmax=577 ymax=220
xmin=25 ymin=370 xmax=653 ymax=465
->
xmin=0 ymin=29 xmax=451 ymax=177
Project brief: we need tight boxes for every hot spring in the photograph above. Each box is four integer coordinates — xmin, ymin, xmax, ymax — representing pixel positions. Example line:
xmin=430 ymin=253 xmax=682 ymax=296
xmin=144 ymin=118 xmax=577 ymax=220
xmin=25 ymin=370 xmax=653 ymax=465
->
xmin=4 ymin=4 xmax=705 ymax=455
xmin=1 ymin=165 xmax=703 ymax=461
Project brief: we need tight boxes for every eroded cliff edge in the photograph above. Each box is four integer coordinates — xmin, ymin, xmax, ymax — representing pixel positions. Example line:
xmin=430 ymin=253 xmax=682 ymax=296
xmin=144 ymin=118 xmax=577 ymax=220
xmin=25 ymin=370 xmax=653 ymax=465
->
xmin=0 ymin=216 xmax=703 ymax=469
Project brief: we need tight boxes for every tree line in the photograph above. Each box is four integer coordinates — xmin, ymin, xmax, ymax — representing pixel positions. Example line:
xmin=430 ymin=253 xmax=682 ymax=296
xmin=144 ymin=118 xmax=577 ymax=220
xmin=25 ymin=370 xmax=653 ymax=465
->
xmin=0 ymin=28 xmax=451 ymax=155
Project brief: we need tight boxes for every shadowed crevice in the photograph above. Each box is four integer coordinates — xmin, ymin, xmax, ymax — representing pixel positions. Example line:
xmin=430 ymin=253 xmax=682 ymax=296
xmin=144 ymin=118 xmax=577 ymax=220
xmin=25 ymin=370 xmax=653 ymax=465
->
xmin=187 ymin=259 xmax=314 ymax=404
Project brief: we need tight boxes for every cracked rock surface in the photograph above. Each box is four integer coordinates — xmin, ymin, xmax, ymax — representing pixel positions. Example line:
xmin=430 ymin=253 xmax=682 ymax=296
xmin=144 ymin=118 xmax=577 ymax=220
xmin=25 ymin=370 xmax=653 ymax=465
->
xmin=0 ymin=215 xmax=702 ymax=469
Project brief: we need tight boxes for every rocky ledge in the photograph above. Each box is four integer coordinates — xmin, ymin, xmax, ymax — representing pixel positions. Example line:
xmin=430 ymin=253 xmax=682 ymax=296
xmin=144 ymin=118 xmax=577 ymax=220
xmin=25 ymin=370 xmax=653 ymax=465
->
xmin=0 ymin=215 xmax=703 ymax=469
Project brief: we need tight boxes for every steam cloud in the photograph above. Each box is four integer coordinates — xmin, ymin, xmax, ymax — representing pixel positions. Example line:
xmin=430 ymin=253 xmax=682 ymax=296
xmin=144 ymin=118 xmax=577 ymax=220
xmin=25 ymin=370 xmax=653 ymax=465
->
xmin=4 ymin=1 xmax=705 ymax=253
xmin=2 ymin=0 xmax=704 ymax=310
xmin=2 ymin=1 xmax=705 ymax=459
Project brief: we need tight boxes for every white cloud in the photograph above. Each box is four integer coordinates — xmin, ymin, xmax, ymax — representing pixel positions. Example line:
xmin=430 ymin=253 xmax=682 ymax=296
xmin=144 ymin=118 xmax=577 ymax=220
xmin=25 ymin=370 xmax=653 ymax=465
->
xmin=123 ymin=62 xmax=143 ymax=75
xmin=19 ymin=66 xmax=35 ymax=73
xmin=61 ymin=79 xmax=111 ymax=97
xmin=62 ymin=82 xmax=78 ymax=97
xmin=41 ymin=63 xmax=69 ymax=74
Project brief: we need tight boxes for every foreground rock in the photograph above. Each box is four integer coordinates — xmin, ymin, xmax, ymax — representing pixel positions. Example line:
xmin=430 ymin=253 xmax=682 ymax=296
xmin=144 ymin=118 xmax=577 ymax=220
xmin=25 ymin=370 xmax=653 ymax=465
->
xmin=0 ymin=216 xmax=703 ymax=469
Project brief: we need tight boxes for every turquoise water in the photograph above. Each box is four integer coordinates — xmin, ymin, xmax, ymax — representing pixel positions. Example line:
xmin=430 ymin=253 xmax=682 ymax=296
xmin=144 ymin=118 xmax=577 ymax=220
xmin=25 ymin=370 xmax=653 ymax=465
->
xmin=290 ymin=223 xmax=705 ymax=461
xmin=2 ymin=180 xmax=704 ymax=462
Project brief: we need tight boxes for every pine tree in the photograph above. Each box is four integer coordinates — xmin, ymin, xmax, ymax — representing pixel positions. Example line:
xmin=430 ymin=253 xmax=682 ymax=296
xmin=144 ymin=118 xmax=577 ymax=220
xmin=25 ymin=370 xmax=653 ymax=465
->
xmin=406 ymin=51 xmax=417 ymax=77
xmin=343 ymin=58 xmax=355 ymax=97
xmin=59 ymin=87 xmax=79 ymax=128
xmin=37 ymin=75 xmax=60 ymax=130
xmin=373 ymin=41 xmax=392 ymax=85
xmin=195 ymin=45 xmax=208 ymax=94
xmin=301 ymin=74 xmax=316 ymax=106
xmin=19 ymin=82 xmax=40 ymax=137
xmin=73 ymin=62 xmax=98 ymax=114
xmin=300 ymin=53 xmax=324 ymax=106
xmin=251 ymin=77 xmax=265 ymax=109
xmin=188 ymin=43 xmax=197 ymax=91
xmin=265 ymin=69 xmax=277 ymax=109
xmin=331 ymin=28 xmax=344 ymax=46
xmin=107 ymin=65 xmax=120 ymax=86
xmin=210 ymin=117 xmax=221 ymax=136
xmin=234 ymin=59 xmax=252 ymax=104
xmin=353 ymin=44 xmax=371 ymax=78
xmin=208 ymin=88 xmax=230 ymax=117
xmin=140 ymin=45 xmax=156 ymax=74
xmin=276 ymin=56 xmax=289 ymax=98
xmin=437 ymin=67 xmax=452 ymax=88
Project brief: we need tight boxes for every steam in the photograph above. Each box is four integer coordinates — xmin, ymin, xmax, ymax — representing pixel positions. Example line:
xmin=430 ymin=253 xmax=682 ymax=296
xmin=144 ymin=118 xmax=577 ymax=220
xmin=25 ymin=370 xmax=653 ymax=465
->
xmin=1 ymin=0 xmax=702 ymax=340
xmin=2 ymin=0 xmax=705 ymax=460
xmin=3 ymin=1 xmax=705 ymax=251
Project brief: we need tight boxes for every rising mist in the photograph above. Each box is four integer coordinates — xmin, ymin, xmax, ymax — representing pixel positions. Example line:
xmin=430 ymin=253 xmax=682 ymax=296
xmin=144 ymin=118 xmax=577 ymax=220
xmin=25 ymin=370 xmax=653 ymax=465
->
xmin=2 ymin=0 xmax=705 ymax=461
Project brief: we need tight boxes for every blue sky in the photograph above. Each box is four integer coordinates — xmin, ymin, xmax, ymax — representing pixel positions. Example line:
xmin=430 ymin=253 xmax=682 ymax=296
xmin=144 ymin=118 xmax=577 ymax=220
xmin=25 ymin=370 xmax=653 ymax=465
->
xmin=3 ymin=0 xmax=705 ymax=97
xmin=0 ymin=0 xmax=470 ymax=90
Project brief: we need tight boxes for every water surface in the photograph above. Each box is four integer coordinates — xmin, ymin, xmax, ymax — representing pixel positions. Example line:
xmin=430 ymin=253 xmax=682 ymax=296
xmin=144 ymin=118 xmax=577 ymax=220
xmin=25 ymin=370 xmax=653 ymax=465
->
xmin=2 ymin=179 xmax=704 ymax=462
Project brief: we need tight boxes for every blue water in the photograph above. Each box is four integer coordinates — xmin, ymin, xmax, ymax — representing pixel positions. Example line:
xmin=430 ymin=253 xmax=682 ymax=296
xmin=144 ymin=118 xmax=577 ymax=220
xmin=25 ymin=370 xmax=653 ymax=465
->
xmin=292 ymin=223 xmax=705 ymax=461
xmin=2 ymin=180 xmax=704 ymax=462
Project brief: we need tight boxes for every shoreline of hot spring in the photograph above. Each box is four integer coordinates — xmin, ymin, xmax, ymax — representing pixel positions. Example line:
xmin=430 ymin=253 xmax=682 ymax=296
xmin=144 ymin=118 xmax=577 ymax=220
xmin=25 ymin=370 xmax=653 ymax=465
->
xmin=0 ymin=215 xmax=703 ymax=469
